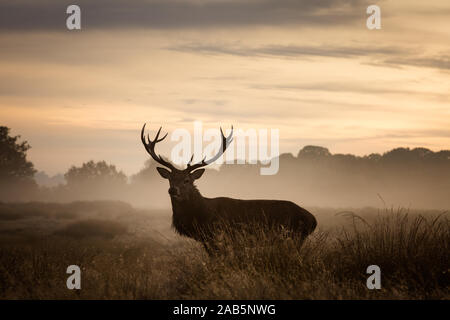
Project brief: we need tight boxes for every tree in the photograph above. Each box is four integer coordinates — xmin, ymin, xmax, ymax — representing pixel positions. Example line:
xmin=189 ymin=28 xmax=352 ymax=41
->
xmin=130 ymin=159 xmax=159 ymax=184
xmin=64 ymin=160 xmax=127 ymax=194
xmin=297 ymin=146 xmax=331 ymax=158
xmin=0 ymin=126 xmax=37 ymax=200
xmin=0 ymin=126 xmax=36 ymax=182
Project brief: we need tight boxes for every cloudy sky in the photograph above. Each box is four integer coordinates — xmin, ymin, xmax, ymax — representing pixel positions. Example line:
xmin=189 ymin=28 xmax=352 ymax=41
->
xmin=1 ymin=0 xmax=449 ymax=175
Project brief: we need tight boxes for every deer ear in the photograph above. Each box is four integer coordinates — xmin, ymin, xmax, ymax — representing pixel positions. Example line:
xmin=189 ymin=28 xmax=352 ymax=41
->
xmin=156 ymin=167 xmax=171 ymax=179
xmin=191 ymin=169 xmax=205 ymax=180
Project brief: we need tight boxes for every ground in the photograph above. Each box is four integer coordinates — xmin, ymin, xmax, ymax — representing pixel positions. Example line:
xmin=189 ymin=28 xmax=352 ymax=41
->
xmin=0 ymin=201 xmax=448 ymax=299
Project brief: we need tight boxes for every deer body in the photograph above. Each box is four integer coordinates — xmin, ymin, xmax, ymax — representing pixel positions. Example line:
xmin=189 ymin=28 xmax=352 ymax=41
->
xmin=141 ymin=123 xmax=317 ymax=251
xmin=171 ymin=193 xmax=317 ymax=241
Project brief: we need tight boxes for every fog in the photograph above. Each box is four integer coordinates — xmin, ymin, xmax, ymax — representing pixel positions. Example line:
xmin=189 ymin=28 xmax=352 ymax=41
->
xmin=196 ymin=146 xmax=450 ymax=210
xmin=4 ymin=145 xmax=448 ymax=210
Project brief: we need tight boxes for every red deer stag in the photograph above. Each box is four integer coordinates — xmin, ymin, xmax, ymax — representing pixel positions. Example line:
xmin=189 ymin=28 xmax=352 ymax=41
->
xmin=141 ymin=123 xmax=317 ymax=253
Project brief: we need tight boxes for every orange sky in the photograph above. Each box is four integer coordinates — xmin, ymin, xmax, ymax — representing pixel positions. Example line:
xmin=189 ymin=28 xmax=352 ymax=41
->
xmin=0 ymin=0 xmax=449 ymax=175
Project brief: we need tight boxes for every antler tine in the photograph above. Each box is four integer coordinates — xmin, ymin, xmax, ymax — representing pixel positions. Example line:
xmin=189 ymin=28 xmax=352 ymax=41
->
xmin=155 ymin=126 xmax=161 ymax=141
xmin=187 ymin=154 xmax=194 ymax=166
xmin=141 ymin=123 xmax=149 ymax=144
xmin=157 ymin=133 xmax=168 ymax=143
xmin=185 ymin=125 xmax=233 ymax=172
xmin=141 ymin=123 xmax=177 ymax=171
xmin=225 ymin=125 xmax=233 ymax=143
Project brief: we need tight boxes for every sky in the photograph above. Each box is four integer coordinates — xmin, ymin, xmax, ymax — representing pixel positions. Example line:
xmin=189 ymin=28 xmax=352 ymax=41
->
xmin=0 ymin=0 xmax=449 ymax=175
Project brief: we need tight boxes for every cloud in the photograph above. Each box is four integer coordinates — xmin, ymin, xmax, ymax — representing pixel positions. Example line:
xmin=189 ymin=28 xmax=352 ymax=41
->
xmin=383 ymin=55 xmax=450 ymax=71
xmin=169 ymin=42 xmax=450 ymax=72
xmin=0 ymin=0 xmax=370 ymax=31
xmin=168 ymin=43 xmax=406 ymax=59
xmin=250 ymin=82 xmax=448 ymax=101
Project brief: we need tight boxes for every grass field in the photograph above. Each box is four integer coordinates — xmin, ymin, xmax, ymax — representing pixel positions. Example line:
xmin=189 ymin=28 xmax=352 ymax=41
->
xmin=0 ymin=201 xmax=448 ymax=299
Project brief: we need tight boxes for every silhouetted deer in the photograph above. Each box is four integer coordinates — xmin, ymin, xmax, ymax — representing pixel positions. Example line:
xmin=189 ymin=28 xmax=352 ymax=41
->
xmin=141 ymin=124 xmax=317 ymax=253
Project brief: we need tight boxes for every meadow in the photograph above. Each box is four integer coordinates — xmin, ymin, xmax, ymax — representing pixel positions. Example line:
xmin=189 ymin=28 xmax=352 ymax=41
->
xmin=0 ymin=201 xmax=448 ymax=299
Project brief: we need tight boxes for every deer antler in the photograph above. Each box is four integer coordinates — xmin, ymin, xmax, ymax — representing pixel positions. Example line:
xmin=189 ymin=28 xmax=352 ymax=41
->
xmin=141 ymin=123 xmax=177 ymax=171
xmin=185 ymin=126 xmax=233 ymax=172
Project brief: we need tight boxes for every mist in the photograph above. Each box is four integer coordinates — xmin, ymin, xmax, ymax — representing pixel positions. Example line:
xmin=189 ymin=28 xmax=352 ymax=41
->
xmin=5 ymin=145 xmax=449 ymax=211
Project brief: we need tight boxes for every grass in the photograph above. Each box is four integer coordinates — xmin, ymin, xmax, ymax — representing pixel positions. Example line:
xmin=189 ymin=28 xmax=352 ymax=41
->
xmin=0 ymin=201 xmax=448 ymax=299
xmin=54 ymin=219 xmax=128 ymax=239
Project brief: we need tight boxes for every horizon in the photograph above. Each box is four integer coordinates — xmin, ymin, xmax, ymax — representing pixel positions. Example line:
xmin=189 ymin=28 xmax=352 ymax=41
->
xmin=32 ymin=142 xmax=449 ymax=178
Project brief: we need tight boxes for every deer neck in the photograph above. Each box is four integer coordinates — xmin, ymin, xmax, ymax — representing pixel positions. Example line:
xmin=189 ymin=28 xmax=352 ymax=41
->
xmin=170 ymin=185 xmax=209 ymax=237
xmin=170 ymin=185 xmax=206 ymax=218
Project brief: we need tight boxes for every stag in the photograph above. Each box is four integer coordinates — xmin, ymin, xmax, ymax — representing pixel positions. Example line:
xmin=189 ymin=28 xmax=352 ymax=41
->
xmin=141 ymin=123 xmax=317 ymax=253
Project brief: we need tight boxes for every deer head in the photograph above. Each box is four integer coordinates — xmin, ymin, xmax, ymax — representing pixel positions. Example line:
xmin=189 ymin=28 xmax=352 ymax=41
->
xmin=141 ymin=123 xmax=233 ymax=201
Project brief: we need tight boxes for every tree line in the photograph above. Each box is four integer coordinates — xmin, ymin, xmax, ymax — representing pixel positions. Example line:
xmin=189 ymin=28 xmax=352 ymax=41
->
xmin=1 ymin=126 xmax=449 ymax=208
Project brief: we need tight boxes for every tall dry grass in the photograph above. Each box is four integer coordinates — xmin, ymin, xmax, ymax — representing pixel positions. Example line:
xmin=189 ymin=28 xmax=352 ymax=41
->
xmin=0 ymin=202 xmax=448 ymax=299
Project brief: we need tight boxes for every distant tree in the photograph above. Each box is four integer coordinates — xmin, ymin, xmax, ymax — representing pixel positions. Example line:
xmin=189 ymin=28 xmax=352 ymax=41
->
xmin=365 ymin=153 xmax=382 ymax=162
xmin=297 ymin=146 xmax=331 ymax=158
xmin=0 ymin=126 xmax=36 ymax=183
xmin=65 ymin=160 xmax=127 ymax=190
xmin=130 ymin=159 xmax=159 ymax=184
xmin=34 ymin=171 xmax=65 ymax=187
xmin=434 ymin=150 xmax=450 ymax=162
